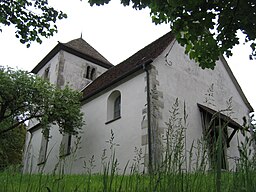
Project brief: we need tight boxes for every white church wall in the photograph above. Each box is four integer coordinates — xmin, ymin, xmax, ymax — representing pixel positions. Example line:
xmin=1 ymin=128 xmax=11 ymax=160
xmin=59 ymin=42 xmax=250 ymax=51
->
xmin=153 ymin=40 xmax=251 ymax=170
xmin=23 ymin=129 xmax=41 ymax=173
xmin=23 ymin=36 xmax=252 ymax=174
xmin=23 ymin=125 xmax=64 ymax=173
xmin=24 ymin=49 xmax=111 ymax=173
xmin=69 ymin=72 xmax=147 ymax=174
xmin=24 ymin=72 xmax=147 ymax=174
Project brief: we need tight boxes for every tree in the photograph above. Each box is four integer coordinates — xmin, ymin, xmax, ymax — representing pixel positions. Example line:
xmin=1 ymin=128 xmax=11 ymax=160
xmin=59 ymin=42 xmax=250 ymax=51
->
xmin=0 ymin=66 xmax=84 ymax=137
xmin=88 ymin=0 xmax=256 ymax=69
xmin=0 ymin=0 xmax=67 ymax=47
xmin=1 ymin=1 xmax=255 ymax=69
xmin=0 ymin=123 xmax=26 ymax=170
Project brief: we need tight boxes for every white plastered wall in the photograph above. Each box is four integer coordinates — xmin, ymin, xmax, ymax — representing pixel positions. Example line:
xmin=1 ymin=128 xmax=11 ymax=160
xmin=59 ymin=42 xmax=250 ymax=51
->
xmin=69 ymin=72 xmax=147 ymax=174
xmin=24 ymin=71 xmax=147 ymax=174
xmin=23 ymin=39 xmax=252 ymax=174
xmin=23 ymin=49 xmax=110 ymax=173
xmin=153 ymin=40 xmax=251 ymax=170
xmin=23 ymin=125 xmax=63 ymax=173
xmin=60 ymin=51 xmax=109 ymax=90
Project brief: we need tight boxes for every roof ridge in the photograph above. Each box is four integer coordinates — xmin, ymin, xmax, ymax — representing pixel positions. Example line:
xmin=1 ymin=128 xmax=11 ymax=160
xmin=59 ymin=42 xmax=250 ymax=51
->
xmin=63 ymin=38 xmax=112 ymax=65
xmin=118 ymin=31 xmax=173 ymax=65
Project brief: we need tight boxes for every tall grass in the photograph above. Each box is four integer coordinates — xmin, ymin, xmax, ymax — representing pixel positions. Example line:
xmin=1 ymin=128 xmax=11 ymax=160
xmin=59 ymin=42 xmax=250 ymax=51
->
xmin=1 ymin=100 xmax=256 ymax=192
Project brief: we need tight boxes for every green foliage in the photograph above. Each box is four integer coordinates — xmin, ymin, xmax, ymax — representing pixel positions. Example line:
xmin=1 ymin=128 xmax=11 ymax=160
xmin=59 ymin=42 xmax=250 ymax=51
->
xmin=0 ymin=66 xmax=84 ymax=136
xmin=0 ymin=124 xmax=26 ymax=170
xmin=1 ymin=102 xmax=256 ymax=191
xmin=0 ymin=0 xmax=67 ymax=47
xmin=1 ymin=164 xmax=256 ymax=191
xmin=89 ymin=0 xmax=256 ymax=69
xmin=2 ymin=1 xmax=255 ymax=68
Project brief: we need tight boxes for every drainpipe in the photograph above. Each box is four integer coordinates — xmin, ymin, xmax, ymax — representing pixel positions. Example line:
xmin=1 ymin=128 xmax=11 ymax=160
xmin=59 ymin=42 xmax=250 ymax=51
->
xmin=143 ymin=59 xmax=153 ymax=174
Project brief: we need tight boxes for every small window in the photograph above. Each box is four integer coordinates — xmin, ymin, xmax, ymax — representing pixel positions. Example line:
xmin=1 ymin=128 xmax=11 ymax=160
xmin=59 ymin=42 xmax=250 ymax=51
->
xmin=86 ymin=66 xmax=91 ymax=79
xmin=43 ymin=67 xmax=50 ymax=80
xmin=114 ymin=95 xmax=121 ymax=119
xmin=38 ymin=130 xmax=49 ymax=164
xmin=90 ymin=68 xmax=96 ymax=80
xmin=106 ymin=90 xmax=121 ymax=123
xmin=85 ymin=66 xmax=96 ymax=80
xmin=60 ymin=133 xmax=72 ymax=156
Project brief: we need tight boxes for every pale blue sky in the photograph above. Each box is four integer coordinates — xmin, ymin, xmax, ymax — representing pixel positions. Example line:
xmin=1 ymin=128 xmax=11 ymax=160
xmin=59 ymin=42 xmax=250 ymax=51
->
xmin=0 ymin=0 xmax=255 ymax=113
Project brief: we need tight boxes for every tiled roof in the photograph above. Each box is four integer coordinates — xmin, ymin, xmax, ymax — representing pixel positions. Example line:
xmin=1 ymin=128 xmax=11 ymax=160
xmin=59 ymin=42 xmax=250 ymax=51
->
xmin=82 ymin=31 xmax=175 ymax=101
xmin=31 ymin=38 xmax=113 ymax=74
xmin=63 ymin=38 xmax=112 ymax=65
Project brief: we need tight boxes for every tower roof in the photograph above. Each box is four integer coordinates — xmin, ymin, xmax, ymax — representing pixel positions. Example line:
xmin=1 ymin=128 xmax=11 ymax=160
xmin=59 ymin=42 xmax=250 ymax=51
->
xmin=31 ymin=38 xmax=113 ymax=74
xmin=63 ymin=38 xmax=112 ymax=65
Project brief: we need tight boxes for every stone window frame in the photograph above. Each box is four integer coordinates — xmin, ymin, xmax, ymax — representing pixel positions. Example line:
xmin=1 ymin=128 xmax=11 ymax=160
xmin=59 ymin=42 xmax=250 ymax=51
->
xmin=38 ymin=130 xmax=49 ymax=165
xmin=106 ymin=90 xmax=121 ymax=124
xmin=60 ymin=133 xmax=72 ymax=157
xmin=85 ymin=65 xmax=97 ymax=80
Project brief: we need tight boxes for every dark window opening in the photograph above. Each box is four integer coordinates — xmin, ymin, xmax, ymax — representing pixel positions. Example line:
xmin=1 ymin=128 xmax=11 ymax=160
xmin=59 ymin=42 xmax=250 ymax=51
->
xmin=106 ymin=90 xmax=121 ymax=124
xmin=44 ymin=67 xmax=50 ymax=80
xmin=114 ymin=95 xmax=121 ymax=119
xmin=60 ymin=134 xmax=72 ymax=156
xmin=38 ymin=130 xmax=49 ymax=165
xmin=90 ymin=68 xmax=96 ymax=80
xmin=86 ymin=66 xmax=90 ymax=79
xmin=85 ymin=66 xmax=96 ymax=80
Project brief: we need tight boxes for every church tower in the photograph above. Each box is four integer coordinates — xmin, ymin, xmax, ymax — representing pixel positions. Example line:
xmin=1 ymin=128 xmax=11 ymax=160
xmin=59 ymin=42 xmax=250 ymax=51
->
xmin=31 ymin=37 xmax=113 ymax=91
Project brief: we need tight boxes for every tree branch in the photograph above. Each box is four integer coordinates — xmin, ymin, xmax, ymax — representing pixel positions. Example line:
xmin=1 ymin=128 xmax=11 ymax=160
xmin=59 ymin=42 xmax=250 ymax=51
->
xmin=0 ymin=114 xmax=42 ymax=135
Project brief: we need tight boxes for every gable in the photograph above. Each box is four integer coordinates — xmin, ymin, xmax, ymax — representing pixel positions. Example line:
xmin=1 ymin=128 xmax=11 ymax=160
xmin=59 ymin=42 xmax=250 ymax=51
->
xmin=81 ymin=31 xmax=252 ymax=114
xmin=219 ymin=56 xmax=253 ymax=112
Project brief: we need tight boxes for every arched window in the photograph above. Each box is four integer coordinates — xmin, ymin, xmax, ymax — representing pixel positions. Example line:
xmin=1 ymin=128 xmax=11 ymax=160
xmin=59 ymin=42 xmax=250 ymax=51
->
xmin=107 ymin=90 xmax=121 ymax=123
xmin=114 ymin=95 xmax=121 ymax=119
xmin=86 ymin=66 xmax=90 ymax=79
xmin=90 ymin=68 xmax=96 ymax=80
xmin=85 ymin=66 xmax=96 ymax=80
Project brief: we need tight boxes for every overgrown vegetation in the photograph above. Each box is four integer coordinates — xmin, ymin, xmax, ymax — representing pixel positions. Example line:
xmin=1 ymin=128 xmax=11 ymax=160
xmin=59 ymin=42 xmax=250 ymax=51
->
xmin=1 ymin=1 xmax=256 ymax=68
xmin=0 ymin=66 xmax=84 ymax=136
xmin=0 ymin=124 xmax=26 ymax=171
xmin=0 ymin=66 xmax=84 ymax=171
xmin=0 ymin=0 xmax=67 ymax=47
xmin=1 ymin=99 xmax=256 ymax=192
xmin=2 ymin=170 xmax=256 ymax=192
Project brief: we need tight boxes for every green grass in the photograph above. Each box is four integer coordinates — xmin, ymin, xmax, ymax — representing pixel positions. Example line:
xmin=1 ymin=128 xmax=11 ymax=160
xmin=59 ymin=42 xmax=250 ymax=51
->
xmin=2 ymin=100 xmax=256 ymax=191
xmin=1 ymin=169 xmax=256 ymax=192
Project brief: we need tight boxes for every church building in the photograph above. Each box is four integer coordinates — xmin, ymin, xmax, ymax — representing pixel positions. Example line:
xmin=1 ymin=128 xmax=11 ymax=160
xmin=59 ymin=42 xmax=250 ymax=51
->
xmin=23 ymin=32 xmax=253 ymax=174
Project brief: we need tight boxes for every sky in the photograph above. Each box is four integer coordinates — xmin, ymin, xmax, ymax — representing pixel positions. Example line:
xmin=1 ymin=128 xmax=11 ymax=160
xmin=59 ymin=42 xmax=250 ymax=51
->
xmin=0 ymin=1 xmax=255 ymax=113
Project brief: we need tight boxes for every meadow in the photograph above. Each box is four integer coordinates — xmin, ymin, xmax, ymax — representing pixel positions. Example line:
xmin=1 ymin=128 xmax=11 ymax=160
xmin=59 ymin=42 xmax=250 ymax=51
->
xmin=1 ymin=101 xmax=256 ymax=192
xmin=1 ymin=164 xmax=256 ymax=192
